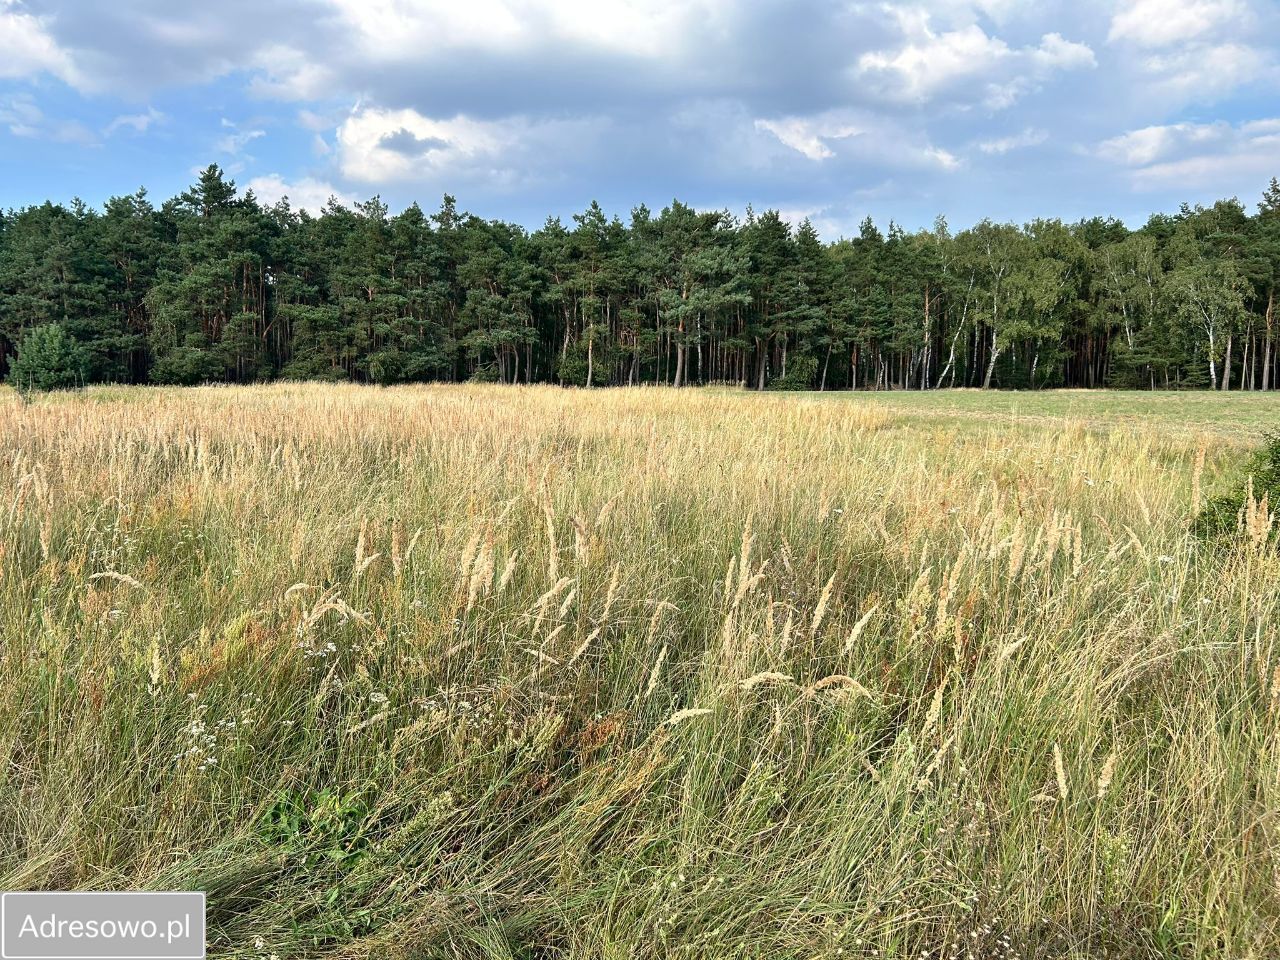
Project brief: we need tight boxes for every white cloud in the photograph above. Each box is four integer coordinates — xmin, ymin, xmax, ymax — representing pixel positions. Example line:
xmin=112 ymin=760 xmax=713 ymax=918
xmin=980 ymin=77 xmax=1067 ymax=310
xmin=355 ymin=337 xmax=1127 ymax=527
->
xmin=0 ymin=1 xmax=76 ymax=83
xmin=1097 ymin=121 xmax=1223 ymax=166
xmin=1108 ymin=0 xmax=1245 ymax=48
xmin=246 ymin=174 xmax=354 ymax=214
xmin=0 ymin=93 xmax=42 ymax=137
xmin=857 ymin=16 xmax=1012 ymax=102
xmin=978 ymin=127 xmax=1048 ymax=154
xmin=1102 ymin=0 xmax=1275 ymax=104
xmin=855 ymin=10 xmax=1094 ymax=106
xmin=337 ymin=107 xmax=511 ymax=182
xmin=298 ymin=109 xmax=336 ymax=132
xmin=324 ymin=0 xmax=730 ymax=62
xmin=1033 ymin=33 xmax=1097 ymax=70
xmin=334 ymin=104 xmax=597 ymax=186
xmin=104 ymin=107 xmax=164 ymax=137
xmin=248 ymin=44 xmax=336 ymax=100
xmin=217 ymin=126 xmax=266 ymax=156
xmin=1095 ymin=116 xmax=1280 ymax=190
xmin=0 ymin=93 xmax=95 ymax=144
xmin=926 ymin=146 xmax=962 ymax=170
xmin=753 ymin=116 xmax=860 ymax=161
xmin=753 ymin=108 xmax=961 ymax=172
xmin=1140 ymin=42 xmax=1272 ymax=100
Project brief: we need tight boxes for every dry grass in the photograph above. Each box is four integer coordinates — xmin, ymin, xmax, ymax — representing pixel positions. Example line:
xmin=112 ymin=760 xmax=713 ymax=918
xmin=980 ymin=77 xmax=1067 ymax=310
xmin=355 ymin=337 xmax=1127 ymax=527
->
xmin=0 ymin=382 xmax=1277 ymax=959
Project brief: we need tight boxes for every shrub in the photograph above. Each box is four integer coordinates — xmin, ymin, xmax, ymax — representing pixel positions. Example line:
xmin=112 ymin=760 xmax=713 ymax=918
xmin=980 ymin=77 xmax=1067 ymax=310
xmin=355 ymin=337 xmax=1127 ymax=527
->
xmin=6 ymin=324 xmax=90 ymax=394
xmin=468 ymin=363 xmax=501 ymax=383
xmin=1196 ymin=433 xmax=1280 ymax=542
xmin=150 ymin=343 xmax=223 ymax=386
xmin=767 ymin=353 xmax=818 ymax=391
xmin=556 ymin=340 xmax=613 ymax=387
xmin=366 ymin=349 xmax=406 ymax=386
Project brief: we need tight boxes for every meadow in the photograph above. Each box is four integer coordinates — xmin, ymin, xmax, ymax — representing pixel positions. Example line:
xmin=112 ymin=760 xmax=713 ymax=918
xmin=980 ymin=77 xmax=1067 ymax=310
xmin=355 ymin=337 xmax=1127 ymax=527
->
xmin=0 ymin=383 xmax=1277 ymax=959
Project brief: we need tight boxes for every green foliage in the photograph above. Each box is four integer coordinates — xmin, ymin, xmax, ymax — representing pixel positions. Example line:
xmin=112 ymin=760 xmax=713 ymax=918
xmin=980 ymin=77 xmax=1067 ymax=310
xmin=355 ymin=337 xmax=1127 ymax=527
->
xmin=766 ymin=352 xmax=818 ymax=390
xmin=2 ymin=169 xmax=1279 ymax=391
xmin=555 ymin=338 xmax=613 ymax=387
xmin=366 ymin=349 xmax=408 ymax=385
xmin=1196 ymin=433 xmax=1280 ymax=541
xmin=149 ymin=339 xmax=223 ymax=386
xmin=468 ymin=362 xmax=501 ymax=383
xmin=260 ymin=787 xmax=372 ymax=870
xmin=6 ymin=323 xmax=89 ymax=393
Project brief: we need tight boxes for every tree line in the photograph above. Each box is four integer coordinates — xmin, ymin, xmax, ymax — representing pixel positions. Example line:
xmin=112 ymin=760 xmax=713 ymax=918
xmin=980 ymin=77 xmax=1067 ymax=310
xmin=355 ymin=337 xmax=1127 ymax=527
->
xmin=2 ymin=164 xmax=1279 ymax=391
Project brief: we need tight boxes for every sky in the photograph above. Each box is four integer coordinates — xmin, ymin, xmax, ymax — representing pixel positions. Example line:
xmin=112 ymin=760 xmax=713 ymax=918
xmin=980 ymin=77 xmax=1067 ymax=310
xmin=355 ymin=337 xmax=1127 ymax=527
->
xmin=1 ymin=0 xmax=1278 ymax=238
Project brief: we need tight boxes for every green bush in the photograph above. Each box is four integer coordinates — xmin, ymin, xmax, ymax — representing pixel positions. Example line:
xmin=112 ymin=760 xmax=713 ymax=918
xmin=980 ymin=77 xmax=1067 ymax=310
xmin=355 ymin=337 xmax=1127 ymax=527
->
xmin=6 ymin=324 xmax=90 ymax=394
xmin=468 ymin=363 xmax=501 ymax=383
xmin=556 ymin=340 xmax=612 ymax=387
xmin=767 ymin=353 xmax=818 ymax=391
xmin=150 ymin=342 xmax=223 ymax=385
xmin=1196 ymin=433 xmax=1280 ymax=542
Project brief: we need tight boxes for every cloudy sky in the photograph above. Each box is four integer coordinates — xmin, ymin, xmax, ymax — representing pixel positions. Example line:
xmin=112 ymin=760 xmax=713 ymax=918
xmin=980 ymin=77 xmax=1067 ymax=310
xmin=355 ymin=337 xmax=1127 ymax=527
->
xmin=1 ymin=0 xmax=1277 ymax=236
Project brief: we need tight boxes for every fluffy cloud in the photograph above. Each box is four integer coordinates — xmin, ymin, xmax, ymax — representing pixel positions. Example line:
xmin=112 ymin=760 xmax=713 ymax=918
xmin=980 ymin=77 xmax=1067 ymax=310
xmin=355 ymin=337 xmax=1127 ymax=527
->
xmin=1105 ymin=0 xmax=1274 ymax=104
xmin=977 ymin=127 xmax=1048 ymax=154
xmin=216 ymin=122 xmax=265 ymax=157
xmin=854 ymin=10 xmax=1094 ymax=107
xmin=324 ymin=0 xmax=731 ymax=62
xmin=1139 ymin=42 xmax=1272 ymax=100
xmin=246 ymin=174 xmax=354 ymax=213
xmin=856 ymin=20 xmax=1011 ymax=102
xmin=1033 ymin=33 xmax=1097 ymax=70
xmin=0 ymin=0 xmax=76 ymax=83
xmin=337 ymin=108 xmax=512 ymax=182
xmin=1 ymin=0 xmax=1276 ymax=236
xmin=334 ymin=105 xmax=601 ymax=187
xmin=1096 ymin=117 xmax=1280 ymax=189
xmin=1108 ymin=0 xmax=1245 ymax=48
xmin=752 ymin=108 xmax=960 ymax=172
xmin=753 ymin=116 xmax=860 ymax=161
xmin=247 ymin=44 xmax=336 ymax=101
xmin=104 ymin=106 xmax=163 ymax=136
xmin=0 ymin=91 xmax=94 ymax=143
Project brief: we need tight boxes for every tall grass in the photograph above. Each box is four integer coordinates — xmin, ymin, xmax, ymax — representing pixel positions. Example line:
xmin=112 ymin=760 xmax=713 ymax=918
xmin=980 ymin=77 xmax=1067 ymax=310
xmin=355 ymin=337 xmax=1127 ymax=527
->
xmin=0 ymin=383 xmax=1277 ymax=959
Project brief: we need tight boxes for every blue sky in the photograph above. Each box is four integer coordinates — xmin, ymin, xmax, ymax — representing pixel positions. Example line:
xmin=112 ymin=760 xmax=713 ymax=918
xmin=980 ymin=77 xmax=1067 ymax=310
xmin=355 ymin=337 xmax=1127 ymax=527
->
xmin=1 ymin=0 xmax=1278 ymax=237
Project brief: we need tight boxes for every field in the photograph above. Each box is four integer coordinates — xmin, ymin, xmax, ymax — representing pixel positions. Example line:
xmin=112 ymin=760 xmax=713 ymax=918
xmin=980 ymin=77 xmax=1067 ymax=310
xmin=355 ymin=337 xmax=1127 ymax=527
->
xmin=0 ymin=384 xmax=1277 ymax=959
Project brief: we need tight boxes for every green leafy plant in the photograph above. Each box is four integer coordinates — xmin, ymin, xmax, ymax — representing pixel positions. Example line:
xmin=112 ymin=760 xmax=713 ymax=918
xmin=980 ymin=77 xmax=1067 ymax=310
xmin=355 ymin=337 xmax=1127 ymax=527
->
xmin=260 ymin=787 xmax=372 ymax=869
xmin=149 ymin=338 xmax=223 ymax=386
xmin=767 ymin=353 xmax=818 ymax=391
xmin=6 ymin=324 xmax=89 ymax=394
xmin=1196 ymin=433 xmax=1280 ymax=542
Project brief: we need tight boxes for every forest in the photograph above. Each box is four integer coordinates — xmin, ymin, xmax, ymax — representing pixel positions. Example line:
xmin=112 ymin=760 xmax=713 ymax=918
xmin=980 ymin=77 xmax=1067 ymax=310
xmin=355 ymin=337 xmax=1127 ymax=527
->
xmin=2 ymin=164 xmax=1278 ymax=391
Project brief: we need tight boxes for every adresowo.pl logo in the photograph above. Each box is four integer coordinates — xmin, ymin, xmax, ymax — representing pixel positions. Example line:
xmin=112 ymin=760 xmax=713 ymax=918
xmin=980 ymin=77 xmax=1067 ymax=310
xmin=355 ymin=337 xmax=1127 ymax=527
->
xmin=1 ymin=892 xmax=205 ymax=960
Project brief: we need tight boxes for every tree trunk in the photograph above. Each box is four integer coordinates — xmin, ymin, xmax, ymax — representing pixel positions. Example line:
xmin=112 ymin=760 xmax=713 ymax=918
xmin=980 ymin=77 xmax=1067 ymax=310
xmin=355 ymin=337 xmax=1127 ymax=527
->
xmin=1242 ymin=332 xmax=1252 ymax=390
xmin=982 ymin=326 xmax=999 ymax=389
xmin=695 ymin=314 xmax=703 ymax=385
xmin=673 ymin=325 xmax=686 ymax=388
xmin=1264 ymin=289 xmax=1274 ymax=391
xmin=1207 ymin=325 xmax=1218 ymax=390
xmin=1222 ymin=332 xmax=1233 ymax=391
